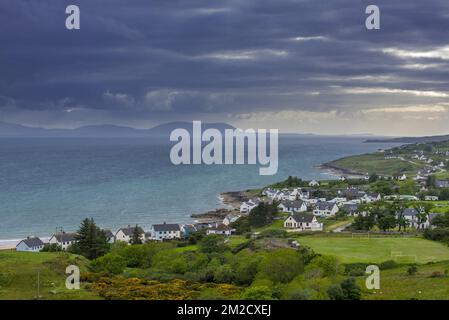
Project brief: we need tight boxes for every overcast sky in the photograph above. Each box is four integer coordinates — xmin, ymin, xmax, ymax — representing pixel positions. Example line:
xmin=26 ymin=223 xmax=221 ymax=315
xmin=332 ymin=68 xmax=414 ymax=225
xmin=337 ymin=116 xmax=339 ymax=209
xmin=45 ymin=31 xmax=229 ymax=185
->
xmin=1 ymin=0 xmax=449 ymax=135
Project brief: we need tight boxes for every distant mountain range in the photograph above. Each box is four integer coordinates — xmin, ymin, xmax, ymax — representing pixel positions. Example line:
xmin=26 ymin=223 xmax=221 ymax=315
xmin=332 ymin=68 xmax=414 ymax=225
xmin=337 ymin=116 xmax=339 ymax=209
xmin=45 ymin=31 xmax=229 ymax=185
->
xmin=365 ymin=134 xmax=449 ymax=144
xmin=0 ymin=121 xmax=236 ymax=138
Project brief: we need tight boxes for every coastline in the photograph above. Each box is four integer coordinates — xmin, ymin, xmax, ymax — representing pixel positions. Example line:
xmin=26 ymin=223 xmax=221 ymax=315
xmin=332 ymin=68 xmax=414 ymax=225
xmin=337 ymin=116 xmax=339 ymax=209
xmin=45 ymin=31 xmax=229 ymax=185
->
xmin=317 ymin=162 xmax=367 ymax=178
xmin=190 ymin=191 xmax=247 ymax=222
xmin=0 ymin=147 xmax=383 ymax=250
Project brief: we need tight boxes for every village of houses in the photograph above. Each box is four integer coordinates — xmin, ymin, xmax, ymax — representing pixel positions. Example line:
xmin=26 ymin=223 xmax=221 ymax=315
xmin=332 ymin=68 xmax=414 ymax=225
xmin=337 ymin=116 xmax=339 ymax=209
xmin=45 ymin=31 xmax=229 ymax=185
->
xmin=13 ymin=139 xmax=449 ymax=253
xmin=15 ymin=170 xmax=449 ymax=254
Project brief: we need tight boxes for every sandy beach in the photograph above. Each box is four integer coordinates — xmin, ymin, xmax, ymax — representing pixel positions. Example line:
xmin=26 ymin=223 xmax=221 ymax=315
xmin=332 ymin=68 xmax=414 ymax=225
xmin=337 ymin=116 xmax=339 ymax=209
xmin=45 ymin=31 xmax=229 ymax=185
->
xmin=0 ymin=239 xmax=21 ymax=250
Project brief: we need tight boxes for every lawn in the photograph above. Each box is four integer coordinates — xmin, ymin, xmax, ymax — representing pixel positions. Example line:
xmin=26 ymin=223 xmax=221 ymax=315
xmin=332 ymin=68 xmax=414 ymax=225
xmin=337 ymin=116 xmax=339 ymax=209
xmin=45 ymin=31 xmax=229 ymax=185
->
xmin=321 ymin=218 xmax=354 ymax=232
xmin=297 ymin=236 xmax=449 ymax=264
xmin=0 ymin=251 xmax=100 ymax=300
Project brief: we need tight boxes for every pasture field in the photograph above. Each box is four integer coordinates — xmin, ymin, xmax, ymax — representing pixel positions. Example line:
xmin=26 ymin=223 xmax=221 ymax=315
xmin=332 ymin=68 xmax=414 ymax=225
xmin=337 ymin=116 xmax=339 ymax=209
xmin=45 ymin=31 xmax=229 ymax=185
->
xmin=297 ymin=235 xmax=449 ymax=264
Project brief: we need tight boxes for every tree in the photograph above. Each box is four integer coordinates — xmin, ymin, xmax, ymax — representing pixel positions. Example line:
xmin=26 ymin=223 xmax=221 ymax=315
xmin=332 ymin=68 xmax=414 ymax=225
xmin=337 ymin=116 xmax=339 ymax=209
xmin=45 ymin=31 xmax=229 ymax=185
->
xmin=377 ymin=215 xmax=397 ymax=231
xmin=258 ymin=249 xmax=304 ymax=283
xmin=90 ymin=253 xmax=127 ymax=274
xmin=431 ymin=212 xmax=449 ymax=228
xmin=231 ymin=216 xmax=251 ymax=234
xmin=370 ymin=180 xmax=393 ymax=195
xmin=368 ymin=173 xmax=379 ymax=183
xmin=407 ymin=265 xmax=418 ymax=275
xmin=130 ymin=225 xmax=143 ymax=245
xmin=439 ymin=188 xmax=449 ymax=201
xmin=248 ymin=202 xmax=278 ymax=227
xmin=427 ymin=175 xmax=437 ymax=188
xmin=352 ymin=214 xmax=375 ymax=231
xmin=397 ymin=215 xmax=410 ymax=232
xmin=70 ymin=218 xmax=110 ymax=260
xmin=399 ymin=180 xmax=418 ymax=195
xmin=198 ymin=234 xmax=227 ymax=254
xmin=241 ymin=286 xmax=273 ymax=300
xmin=41 ymin=243 xmax=63 ymax=252
xmin=413 ymin=203 xmax=434 ymax=229
xmin=336 ymin=207 xmax=349 ymax=220
xmin=340 ymin=278 xmax=362 ymax=300
xmin=327 ymin=284 xmax=345 ymax=300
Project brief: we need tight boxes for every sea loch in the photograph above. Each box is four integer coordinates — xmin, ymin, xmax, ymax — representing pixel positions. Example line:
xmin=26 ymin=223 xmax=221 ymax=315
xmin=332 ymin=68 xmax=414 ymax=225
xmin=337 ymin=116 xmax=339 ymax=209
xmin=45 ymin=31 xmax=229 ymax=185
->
xmin=0 ymin=136 xmax=397 ymax=241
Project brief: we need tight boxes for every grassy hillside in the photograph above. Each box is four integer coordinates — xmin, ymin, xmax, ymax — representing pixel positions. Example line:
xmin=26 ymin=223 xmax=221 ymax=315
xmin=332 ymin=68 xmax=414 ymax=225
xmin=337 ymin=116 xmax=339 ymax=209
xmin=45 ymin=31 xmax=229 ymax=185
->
xmin=327 ymin=153 xmax=421 ymax=176
xmin=0 ymin=251 xmax=100 ymax=300
xmin=297 ymin=236 xmax=449 ymax=264
xmin=360 ymin=261 xmax=449 ymax=300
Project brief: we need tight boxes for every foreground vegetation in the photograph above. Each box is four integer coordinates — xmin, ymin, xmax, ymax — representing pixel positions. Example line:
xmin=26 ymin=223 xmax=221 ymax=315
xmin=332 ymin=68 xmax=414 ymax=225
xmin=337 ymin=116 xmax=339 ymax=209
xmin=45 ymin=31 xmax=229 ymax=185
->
xmin=0 ymin=251 xmax=99 ymax=300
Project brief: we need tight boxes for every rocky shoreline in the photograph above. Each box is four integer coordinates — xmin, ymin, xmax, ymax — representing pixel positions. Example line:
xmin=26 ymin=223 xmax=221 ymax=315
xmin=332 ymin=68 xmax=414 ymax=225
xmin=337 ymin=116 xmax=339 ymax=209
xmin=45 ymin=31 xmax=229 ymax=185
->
xmin=318 ymin=162 xmax=367 ymax=178
xmin=190 ymin=191 xmax=249 ymax=222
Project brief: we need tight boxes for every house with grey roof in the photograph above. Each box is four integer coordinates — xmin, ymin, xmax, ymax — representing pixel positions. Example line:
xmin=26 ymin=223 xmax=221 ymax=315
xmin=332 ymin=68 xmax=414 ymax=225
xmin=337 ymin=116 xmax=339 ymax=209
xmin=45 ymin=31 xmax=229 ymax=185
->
xmin=343 ymin=203 xmax=360 ymax=216
xmin=181 ymin=224 xmax=197 ymax=238
xmin=279 ymin=200 xmax=307 ymax=213
xmin=115 ymin=225 xmax=145 ymax=244
xmin=206 ymin=224 xmax=235 ymax=236
xmin=284 ymin=213 xmax=323 ymax=231
xmin=313 ymin=201 xmax=339 ymax=217
xmin=399 ymin=208 xmax=430 ymax=229
xmin=16 ymin=237 xmax=45 ymax=252
xmin=223 ymin=214 xmax=240 ymax=226
xmin=49 ymin=232 xmax=78 ymax=250
xmin=150 ymin=223 xmax=181 ymax=241
xmin=435 ymin=180 xmax=449 ymax=188
xmin=102 ymin=229 xmax=115 ymax=244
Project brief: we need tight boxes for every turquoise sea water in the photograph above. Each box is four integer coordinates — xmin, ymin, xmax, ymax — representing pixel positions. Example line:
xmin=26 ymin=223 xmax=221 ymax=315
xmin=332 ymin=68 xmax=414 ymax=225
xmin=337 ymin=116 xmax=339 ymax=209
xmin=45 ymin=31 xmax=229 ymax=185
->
xmin=0 ymin=137 xmax=397 ymax=240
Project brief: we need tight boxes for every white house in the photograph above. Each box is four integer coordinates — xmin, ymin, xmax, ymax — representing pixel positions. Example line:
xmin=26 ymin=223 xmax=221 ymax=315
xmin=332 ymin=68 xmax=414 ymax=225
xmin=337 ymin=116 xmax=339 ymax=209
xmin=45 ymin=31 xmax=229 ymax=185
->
xmin=343 ymin=203 xmax=360 ymax=216
xmin=395 ymin=174 xmax=407 ymax=181
xmin=103 ymin=229 xmax=116 ymax=244
xmin=16 ymin=237 xmax=44 ymax=252
xmin=313 ymin=201 xmax=339 ymax=217
xmin=223 ymin=214 xmax=240 ymax=226
xmin=284 ymin=213 xmax=323 ymax=231
xmin=425 ymin=196 xmax=439 ymax=201
xmin=240 ymin=198 xmax=261 ymax=213
xmin=206 ymin=224 xmax=235 ymax=236
xmin=278 ymin=200 xmax=307 ymax=213
xmin=48 ymin=232 xmax=77 ymax=250
xmin=150 ymin=223 xmax=181 ymax=241
xmin=309 ymin=180 xmax=320 ymax=187
xmin=436 ymin=180 xmax=449 ymax=188
xmin=181 ymin=224 xmax=197 ymax=238
xmin=400 ymin=208 xmax=430 ymax=229
xmin=361 ymin=193 xmax=381 ymax=203
xmin=329 ymin=197 xmax=347 ymax=206
xmin=115 ymin=225 xmax=146 ymax=244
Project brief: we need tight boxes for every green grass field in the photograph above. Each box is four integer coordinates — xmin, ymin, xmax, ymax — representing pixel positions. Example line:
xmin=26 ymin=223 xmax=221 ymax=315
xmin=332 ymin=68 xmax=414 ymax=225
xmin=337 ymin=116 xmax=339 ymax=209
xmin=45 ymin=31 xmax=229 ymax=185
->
xmin=329 ymin=153 xmax=422 ymax=176
xmin=359 ymin=261 xmax=449 ymax=300
xmin=297 ymin=236 xmax=449 ymax=264
xmin=0 ymin=251 xmax=100 ymax=300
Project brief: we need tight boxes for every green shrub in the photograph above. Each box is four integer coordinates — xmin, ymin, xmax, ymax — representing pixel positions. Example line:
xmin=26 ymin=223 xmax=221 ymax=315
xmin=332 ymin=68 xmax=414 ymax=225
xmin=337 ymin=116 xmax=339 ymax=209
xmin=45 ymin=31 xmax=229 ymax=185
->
xmin=407 ymin=265 xmax=418 ymax=275
xmin=344 ymin=263 xmax=369 ymax=276
xmin=241 ymin=286 xmax=273 ymax=300
xmin=379 ymin=260 xmax=399 ymax=270
xmin=287 ymin=289 xmax=312 ymax=300
xmin=90 ymin=254 xmax=127 ymax=275
xmin=327 ymin=284 xmax=345 ymax=300
xmin=0 ymin=272 xmax=15 ymax=287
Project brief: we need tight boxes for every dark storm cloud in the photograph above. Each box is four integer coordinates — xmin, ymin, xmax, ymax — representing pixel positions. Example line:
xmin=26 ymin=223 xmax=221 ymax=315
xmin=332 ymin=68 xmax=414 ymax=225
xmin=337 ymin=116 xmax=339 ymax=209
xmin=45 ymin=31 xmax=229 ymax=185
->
xmin=1 ymin=0 xmax=449 ymax=128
